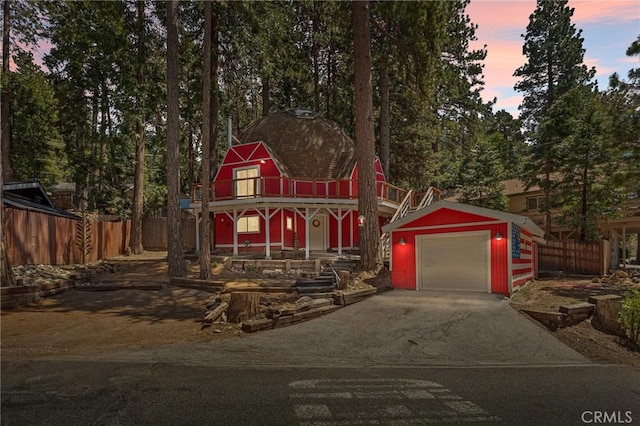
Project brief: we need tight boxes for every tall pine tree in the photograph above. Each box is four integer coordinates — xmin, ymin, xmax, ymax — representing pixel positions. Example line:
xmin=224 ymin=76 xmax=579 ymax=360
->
xmin=514 ymin=0 xmax=595 ymax=237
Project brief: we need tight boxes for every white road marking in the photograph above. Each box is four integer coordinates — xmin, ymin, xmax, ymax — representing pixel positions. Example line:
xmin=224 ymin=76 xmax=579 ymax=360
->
xmin=289 ymin=379 xmax=497 ymax=424
xmin=294 ymin=404 xmax=332 ymax=419
xmin=445 ymin=400 xmax=489 ymax=415
xmin=290 ymin=392 xmax=353 ymax=399
xmin=401 ymin=389 xmax=435 ymax=399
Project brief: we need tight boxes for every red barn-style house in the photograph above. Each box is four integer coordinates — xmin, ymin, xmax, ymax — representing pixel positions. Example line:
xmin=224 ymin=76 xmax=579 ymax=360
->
xmin=190 ymin=109 xmax=438 ymax=259
xmin=381 ymin=201 xmax=545 ymax=296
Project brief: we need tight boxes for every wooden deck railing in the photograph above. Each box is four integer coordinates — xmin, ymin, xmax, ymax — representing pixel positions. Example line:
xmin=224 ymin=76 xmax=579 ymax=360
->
xmin=190 ymin=177 xmax=413 ymax=207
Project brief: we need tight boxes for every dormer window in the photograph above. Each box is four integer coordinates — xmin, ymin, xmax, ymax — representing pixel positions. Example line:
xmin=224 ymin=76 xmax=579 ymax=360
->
xmin=235 ymin=167 xmax=259 ymax=198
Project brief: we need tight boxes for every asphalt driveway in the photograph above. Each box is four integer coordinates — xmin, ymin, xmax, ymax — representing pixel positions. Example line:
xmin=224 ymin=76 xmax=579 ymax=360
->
xmin=92 ymin=289 xmax=589 ymax=368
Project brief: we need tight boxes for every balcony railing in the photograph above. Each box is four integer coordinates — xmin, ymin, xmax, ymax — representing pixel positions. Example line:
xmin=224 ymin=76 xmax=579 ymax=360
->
xmin=190 ymin=177 xmax=434 ymax=208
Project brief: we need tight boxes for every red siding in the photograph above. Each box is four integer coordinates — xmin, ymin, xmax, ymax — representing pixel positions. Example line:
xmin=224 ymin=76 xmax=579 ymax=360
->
xmin=211 ymin=147 xmax=389 ymax=251
xmin=402 ymin=208 xmax=495 ymax=228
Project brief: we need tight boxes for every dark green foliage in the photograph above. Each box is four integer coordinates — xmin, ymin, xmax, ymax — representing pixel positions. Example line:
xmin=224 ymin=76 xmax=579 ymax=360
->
xmin=9 ymin=51 xmax=66 ymax=187
xmin=619 ymin=289 xmax=640 ymax=344
xmin=485 ymin=110 xmax=527 ymax=180
xmin=456 ymin=139 xmax=508 ymax=210
xmin=514 ymin=0 xmax=597 ymax=236
xmin=548 ymin=86 xmax=622 ymax=241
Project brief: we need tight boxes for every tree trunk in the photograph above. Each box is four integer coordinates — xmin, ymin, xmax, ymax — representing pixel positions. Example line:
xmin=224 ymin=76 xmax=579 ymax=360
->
xmin=210 ymin=12 xmax=220 ymax=182
xmin=129 ymin=0 xmax=146 ymax=255
xmin=312 ymin=1 xmax=320 ymax=113
xmin=261 ymin=73 xmax=270 ymax=118
xmin=353 ymin=0 xmax=379 ymax=271
xmin=209 ymin=12 xmax=220 ymax=250
xmin=2 ymin=0 xmax=12 ymax=181
xmin=227 ymin=292 xmax=261 ymax=323
xmin=544 ymin=158 xmax=552 ymax=238
xmin=379 ymin=55 xmax=391 ymax=180
xmin=166 ymin=0 xmax=186 ymax=277
xmin=1 ymin=108 xmax=16 ymax=286
xmin=199 ymin=0 xmax=212 ymax=280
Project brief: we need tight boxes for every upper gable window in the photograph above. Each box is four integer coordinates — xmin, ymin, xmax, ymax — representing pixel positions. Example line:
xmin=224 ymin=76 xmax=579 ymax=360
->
xmin=526 ymin=196 xmax=545 ymax=211
xmin=235 ymin=167 xmax=259 ymax=198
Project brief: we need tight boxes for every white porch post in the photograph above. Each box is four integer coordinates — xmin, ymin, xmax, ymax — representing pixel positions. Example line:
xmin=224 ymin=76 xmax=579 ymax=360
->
xmin=327 ymin=208 xmax=349 ymax=256
xmin=265 ymin=206 xmax=271 ymax=259
xmin=305 ymin=207 xmax=310 ymax=260
xmin=337 ymin=208 xmax=343 ymax=255
xmin=233 ymin=208 xmax=238 ymax=256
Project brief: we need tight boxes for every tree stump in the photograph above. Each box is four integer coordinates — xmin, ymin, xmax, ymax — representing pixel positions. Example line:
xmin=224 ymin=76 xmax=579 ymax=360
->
xmin=227 ymin=292 xmax=261 ymax=323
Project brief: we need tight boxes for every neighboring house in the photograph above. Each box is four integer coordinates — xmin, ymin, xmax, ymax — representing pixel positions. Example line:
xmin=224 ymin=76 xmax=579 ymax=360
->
xmin=3 ymin=181 xmax=80 ymax=220
xmin=503 ymin=178 xmax=640 ymax=239
xmin=503 ymin=178 xmax=640 ymax=267
xmin=190 ymin=109 xmax=438 ymax=259
xmin=48 ymin=182 xmax=77 ymax=210
xmin=382 ymin=201 xmax=545 ymax=296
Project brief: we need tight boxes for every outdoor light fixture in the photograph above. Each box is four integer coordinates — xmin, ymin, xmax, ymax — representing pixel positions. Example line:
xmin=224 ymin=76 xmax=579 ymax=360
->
xmin=494 ymin=232 xmax=503 ymax=241
xmin=399 ymin=238 xmax=406 ymax=245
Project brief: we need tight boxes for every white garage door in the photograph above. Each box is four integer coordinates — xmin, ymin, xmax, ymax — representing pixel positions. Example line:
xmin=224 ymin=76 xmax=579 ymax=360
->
xmin=417 ymin=231 xmax=490 ymax=292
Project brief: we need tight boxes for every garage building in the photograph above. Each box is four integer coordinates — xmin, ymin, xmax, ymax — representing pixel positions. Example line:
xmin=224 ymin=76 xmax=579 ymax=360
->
xmin=382 ymin=201 xmax=545 ymax=296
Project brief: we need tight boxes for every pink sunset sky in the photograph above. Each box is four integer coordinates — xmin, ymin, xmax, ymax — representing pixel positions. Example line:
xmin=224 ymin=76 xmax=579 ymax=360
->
xmin=467 ymin=0 xmax=639 ymax=116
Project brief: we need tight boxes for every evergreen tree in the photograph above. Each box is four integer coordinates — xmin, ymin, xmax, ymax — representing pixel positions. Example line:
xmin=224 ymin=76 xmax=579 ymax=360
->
xmin=371 ymin=0 xmax=488 ymax=191
xmin=353 ymin=0 xmax=379 ymax=271
xmin=456 ymin=139 xmax=507 ymax=210
xmin=514 ymin=0 xmax=595 ymax=237
xmin=606 ymin=36 xmax=640 ymax=198
xmin=485 ymin=110 xmax=527 ymax=180
xmin=548 ymin=85 xmax=621 ymax=241
xmin=9 ymin=51 xmax=66 ymax=187
xmin=166 ymin=0 xmax=186 ymax=277
xmin=199 ymin=0 xmax=212 ymax=280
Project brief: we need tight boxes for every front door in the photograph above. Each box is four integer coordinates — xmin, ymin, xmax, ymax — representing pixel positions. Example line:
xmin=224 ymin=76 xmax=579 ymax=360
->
xmin=309 ymin=215 xmax=327 ymax=251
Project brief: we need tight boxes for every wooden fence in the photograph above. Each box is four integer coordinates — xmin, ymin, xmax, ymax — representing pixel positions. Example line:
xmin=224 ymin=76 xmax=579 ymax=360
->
xmin=142 ymin=217 xmax=197 ymax=251
xmin=5 ymin=208 xmax=130 ymax=266
xmin=538 ymin=240 xmax=604 ymax=275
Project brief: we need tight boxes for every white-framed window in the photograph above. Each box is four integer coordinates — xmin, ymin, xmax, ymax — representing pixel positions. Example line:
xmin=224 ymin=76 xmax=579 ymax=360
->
xmin=526 ymin=196 xmax=545 ymax=211
xmin=234 ymin=167 xmax=259 ymax=198
xmin=237 ymin=215 xmax=260 ymax=233
xmin=286 ymin=216 xmax=293 ymax=231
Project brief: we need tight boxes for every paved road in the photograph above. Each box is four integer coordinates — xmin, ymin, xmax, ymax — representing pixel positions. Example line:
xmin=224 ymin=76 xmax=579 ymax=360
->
xmin=3 ymin=291 xmax=640 ymax=425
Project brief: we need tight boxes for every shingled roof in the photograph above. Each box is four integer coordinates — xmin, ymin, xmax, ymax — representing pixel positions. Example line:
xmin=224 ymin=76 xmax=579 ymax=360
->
xmin=239 ymin=109 xmax=356 ymax=180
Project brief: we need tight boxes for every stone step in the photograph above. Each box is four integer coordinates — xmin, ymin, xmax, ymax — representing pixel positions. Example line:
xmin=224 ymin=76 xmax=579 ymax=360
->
xmin=296 ymin=279 xmax=334 ymax=287
xmin=297 ymin=286 xmax=335 ymax=294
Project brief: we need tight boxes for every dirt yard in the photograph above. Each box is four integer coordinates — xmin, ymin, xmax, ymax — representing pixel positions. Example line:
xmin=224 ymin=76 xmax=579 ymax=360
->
xmin=1 ymin=252 xmax=244 ymax=360
xmin=510 ymin=276 xmax=640 ymax=368
xmin=2 ymin=252 xmax=639 ymax=368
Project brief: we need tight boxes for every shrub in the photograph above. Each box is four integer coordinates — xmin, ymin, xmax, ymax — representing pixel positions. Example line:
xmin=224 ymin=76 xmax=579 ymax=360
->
xmin=619 ymin=289 xmax=640 ymax=344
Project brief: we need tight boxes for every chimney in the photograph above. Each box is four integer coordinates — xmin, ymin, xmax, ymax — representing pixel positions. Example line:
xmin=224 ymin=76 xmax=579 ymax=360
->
xmin=227 ymin=115 xmax=233 ymax=148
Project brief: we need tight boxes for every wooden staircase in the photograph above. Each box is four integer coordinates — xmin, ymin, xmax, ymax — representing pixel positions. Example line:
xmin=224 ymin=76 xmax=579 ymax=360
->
xmin=293 ymin=259 xmax=358 ymax=298
xmin=379 ymin=186 xmax=439 ymax=261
